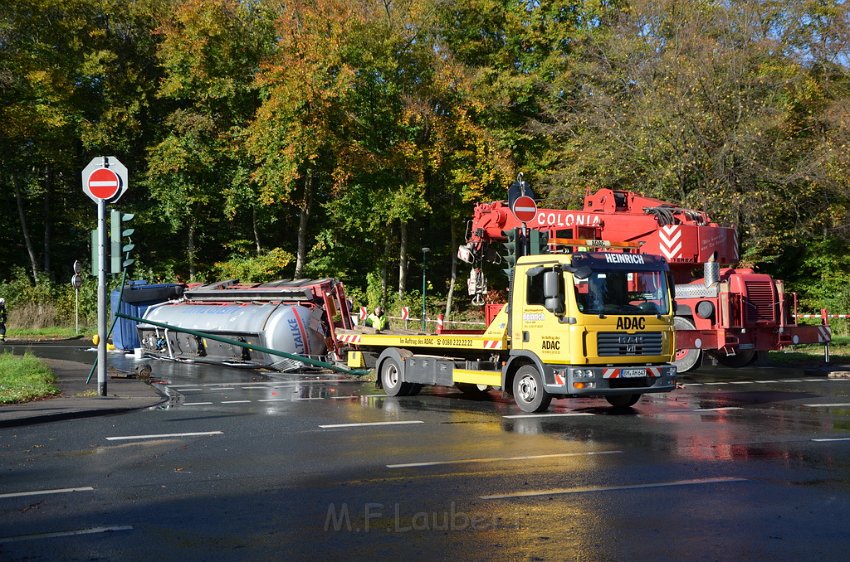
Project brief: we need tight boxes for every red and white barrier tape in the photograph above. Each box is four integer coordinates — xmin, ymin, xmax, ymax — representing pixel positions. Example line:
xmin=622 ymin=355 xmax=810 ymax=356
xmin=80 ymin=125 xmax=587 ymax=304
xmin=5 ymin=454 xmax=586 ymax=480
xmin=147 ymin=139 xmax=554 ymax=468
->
xmin=796 ymin=314 xmax=850 ymax=319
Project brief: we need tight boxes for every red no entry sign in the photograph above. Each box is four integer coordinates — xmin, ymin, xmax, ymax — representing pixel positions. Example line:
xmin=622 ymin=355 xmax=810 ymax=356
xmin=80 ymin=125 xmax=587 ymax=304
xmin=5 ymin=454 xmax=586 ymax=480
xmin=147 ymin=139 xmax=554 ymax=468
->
xmin=87 ymin=168 xmax=121 ymax=200
xmin=512 ymin=195 xmax=538 ymax=222
xmin=82 ymin=156 xmax=129 ymax=204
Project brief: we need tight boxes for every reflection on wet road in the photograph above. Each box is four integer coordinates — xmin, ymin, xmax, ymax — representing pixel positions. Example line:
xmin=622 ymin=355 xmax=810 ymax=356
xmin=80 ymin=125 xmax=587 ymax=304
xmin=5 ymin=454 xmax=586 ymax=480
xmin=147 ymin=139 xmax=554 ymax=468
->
xmin=3 ymin=342 xmax=850 ymax=560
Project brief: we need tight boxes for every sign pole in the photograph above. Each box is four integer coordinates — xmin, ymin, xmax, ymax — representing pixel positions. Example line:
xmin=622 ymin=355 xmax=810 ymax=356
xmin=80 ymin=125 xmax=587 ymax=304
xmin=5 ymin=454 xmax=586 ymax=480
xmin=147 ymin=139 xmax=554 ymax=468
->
xmin=97 ymin=199 xmax=108 ymax=396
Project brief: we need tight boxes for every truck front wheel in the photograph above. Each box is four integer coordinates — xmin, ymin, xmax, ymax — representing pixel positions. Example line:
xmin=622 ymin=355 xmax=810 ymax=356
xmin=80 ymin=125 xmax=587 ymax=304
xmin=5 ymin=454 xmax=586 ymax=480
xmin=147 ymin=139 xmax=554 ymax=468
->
xmin=512 ymin=365 xmax=551 ymax=413
xmin=606 ymin=394 xmax=640 ymax=408
xmin=381 ymin=357 xmax=413 ymax=397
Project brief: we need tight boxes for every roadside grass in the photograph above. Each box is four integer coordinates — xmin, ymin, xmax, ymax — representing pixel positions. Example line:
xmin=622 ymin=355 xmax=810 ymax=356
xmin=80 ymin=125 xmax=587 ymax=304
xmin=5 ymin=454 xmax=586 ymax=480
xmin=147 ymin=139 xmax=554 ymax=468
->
xmin=0 ymin=352 xmax=60 ymax=404
xmin=768 ymin=336 xmax=850 ymax=366
xmin=6 ymin=326 xmax=88 ymax=340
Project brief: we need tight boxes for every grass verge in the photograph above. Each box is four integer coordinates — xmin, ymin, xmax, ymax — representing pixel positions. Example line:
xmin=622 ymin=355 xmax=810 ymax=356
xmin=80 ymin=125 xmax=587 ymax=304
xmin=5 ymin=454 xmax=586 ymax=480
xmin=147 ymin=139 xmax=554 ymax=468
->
xmin=768 ymin=336 xmax=850 ymax=366
xmin=7 ymin=326 xmax=88 ymax=341
xmin=0 ymin=352 xmax=60 ymax=404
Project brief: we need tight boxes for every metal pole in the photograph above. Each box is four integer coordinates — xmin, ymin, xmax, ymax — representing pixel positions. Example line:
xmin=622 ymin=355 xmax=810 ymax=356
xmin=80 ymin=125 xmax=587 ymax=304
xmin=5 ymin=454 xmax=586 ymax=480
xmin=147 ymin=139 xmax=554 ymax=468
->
xmin=421 ymin=247 xmax=430 ymax=332
xmin=75 ymin=286 xmax=79 ymax=335
xmin=97 ymin=199 xmax=107 ymax=396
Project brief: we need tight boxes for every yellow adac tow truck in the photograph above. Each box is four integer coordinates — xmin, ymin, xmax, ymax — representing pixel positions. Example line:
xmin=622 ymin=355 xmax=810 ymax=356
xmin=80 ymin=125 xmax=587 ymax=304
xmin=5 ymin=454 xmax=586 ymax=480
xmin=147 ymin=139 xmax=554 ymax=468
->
xmin=337 ymin=248 xmax=678 ymax=413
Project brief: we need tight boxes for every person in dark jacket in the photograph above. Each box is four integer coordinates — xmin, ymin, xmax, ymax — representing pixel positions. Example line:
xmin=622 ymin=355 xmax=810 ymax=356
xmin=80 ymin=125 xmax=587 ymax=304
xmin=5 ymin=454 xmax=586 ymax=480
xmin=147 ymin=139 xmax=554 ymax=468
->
xmin=0 ymin=298 xmax=6 ymax=342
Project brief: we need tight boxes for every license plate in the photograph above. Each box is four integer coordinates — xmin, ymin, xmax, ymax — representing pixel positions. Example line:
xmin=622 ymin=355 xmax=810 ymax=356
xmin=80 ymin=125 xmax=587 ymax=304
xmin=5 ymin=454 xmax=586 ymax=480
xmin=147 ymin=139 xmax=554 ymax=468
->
xmin=620 ymin=368 xmax=646 ymax=378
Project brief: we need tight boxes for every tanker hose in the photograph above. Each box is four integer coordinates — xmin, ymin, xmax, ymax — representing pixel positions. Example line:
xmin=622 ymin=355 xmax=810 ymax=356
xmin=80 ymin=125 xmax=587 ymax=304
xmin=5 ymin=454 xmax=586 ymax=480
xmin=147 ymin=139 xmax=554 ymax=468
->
xmin=117 ymin=312 xmax=371 ymax=377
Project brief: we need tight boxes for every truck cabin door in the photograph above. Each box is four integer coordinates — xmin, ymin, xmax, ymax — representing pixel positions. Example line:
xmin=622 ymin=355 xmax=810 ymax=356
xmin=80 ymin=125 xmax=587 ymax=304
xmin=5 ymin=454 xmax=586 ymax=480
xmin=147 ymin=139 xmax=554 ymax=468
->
xmin=516 ymin=267 xmax=570 ymax=362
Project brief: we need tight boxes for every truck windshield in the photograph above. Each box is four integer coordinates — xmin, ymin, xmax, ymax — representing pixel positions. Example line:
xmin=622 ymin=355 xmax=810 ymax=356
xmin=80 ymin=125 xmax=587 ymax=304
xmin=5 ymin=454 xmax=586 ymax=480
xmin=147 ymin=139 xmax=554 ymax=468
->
xmin=574 ymin=269 xmax=670 ymax=315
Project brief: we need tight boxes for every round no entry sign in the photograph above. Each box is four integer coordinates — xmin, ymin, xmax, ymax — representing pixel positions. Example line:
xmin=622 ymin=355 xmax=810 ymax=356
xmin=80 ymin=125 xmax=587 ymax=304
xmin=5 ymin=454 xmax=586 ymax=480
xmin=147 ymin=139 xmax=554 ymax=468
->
xmin=87 ymin=168 xmax=121 ymax=200
xmin=81 ymin=156 xmax=129 ymax=204
xmin=512 ymin=195 xmax=538 ymax=223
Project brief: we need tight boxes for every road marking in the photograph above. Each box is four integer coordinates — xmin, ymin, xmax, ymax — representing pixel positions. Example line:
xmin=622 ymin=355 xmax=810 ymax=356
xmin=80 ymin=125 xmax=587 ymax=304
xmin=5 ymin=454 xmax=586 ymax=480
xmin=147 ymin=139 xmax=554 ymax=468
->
xmin=784 ymin=379 xmax=803 ymax=383
xmin=319 ymin=420 xmax=425 ymax=429
xmin=755 ymin=380 xmax=778 ymax=383
xmin=0 ymin=526 xmax=133 ymax=544
xmin=0 ymin=487 xmax=94 ymax=500
xmin=296 ymin=397 xmax=326 ymax=401
xmin=693 ymin=407 xmax=743 ymax=412
xmin=480 ymin=477 xmax=748 ymax=500
xmin=387 ymin=450 xmax=622 ymax=469
xmin=729 ymin=381 xmax=754 ymax=385
xmin=183 ymin=402 xmax=213 ymax=406
xmin=330 ymin=395 xmax=358 ymax=399
xmin=703 ymin=382 xmax=728 ymax=386
xmin=503 ymin=413 xmax=594 ymax=419
xmin=207 ymin=387 xmax=235 ymax=391
xmin=106 ymin=431 xmax=223 ymax=441
xmin=812 ymin=437 xmax=850 ymax=442
xmin=176 ymin=388 xmax=203 ymax=391
xmin=685 ymin=383 xmax=703 ymax=386
xmin=241 ymin=386 xmax=271 ymax=389
xmin=803 ymin=403 xmax=850 ymax=408
xmin=221 ymin=400 xmax=251 ymax=404
xmin=257 ymin=398 xmax=289 ymax=402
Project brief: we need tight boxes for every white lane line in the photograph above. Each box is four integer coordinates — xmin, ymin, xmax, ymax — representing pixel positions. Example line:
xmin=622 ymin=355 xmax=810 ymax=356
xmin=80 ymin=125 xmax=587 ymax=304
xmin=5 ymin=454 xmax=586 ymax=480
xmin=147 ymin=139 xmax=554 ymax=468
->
xmin=685 ymin=383 xmax=703 ymax=386
xmin=387 ymin=450 xmax=622 ymax=469
xmin=106 ymin=431 xmax=223 ymax=441
xmin=0 ymin=487 xmax=94 ymax=500
xmin=503 ymin=413 xmax=594 ymax=419
xmin=221 ymin=400 xmax=251 ymax=404
xmin=330 ymin=395 xmax=358 ymax=399
xmin=784 ymin=379 xmax=803 ymax=383
xmin=729 ymin=381 xmax=754 ymax=385
xmin=207 ymin=387 xmax=235 ymax=391
xmin=176 ymin=388 xmax=203 ymax=392
xmin=804 ymin=403 xmax=850 ymax=408
xmin=0 ymin=526 xmax=133 ymax=544
xmin=241 ymin=386 xmax=271 ymax=389
xmin=480 ymin=477 xmax=748 ymax=500
xmin=183 ymin=402 xmax=213 ymax=406
xmin=755 ymin=380 xmax=778 ymax=384
xmin=812 ymin=437 xmax=850 ymax=442
xmin=693 ymin=407 xmax=743 ymax=412
xmin=257 ymin=398 xmax=289 ymax=402
xmin=319 ymin=420 xmax=425 ymax=429
xmin=703 ymin=382 xmax=728 ymax=386
xmin=296 ymin=397 xmax=326 ymax=401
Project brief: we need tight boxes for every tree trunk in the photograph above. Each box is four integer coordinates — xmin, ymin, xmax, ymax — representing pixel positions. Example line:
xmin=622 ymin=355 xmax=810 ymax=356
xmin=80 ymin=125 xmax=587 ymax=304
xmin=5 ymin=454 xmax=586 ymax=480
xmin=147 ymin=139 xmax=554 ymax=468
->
xmin=445 ymin=216 xmax=458 ymax=319
xmin=253 ymin=206 xmax=262 ymax=254
xmin=381 ymin=235 xmax=390 ymax=305
xmin=294 ymin=171 xmax=313 ymax=279
xmin=42 ymin=165 xmax=53 ymax=280
xmin=398 ymin=220 xmax=408 ymax=297
xmin=187 ymin=218 xmax=196 ymax=282
xmin=13 ymin=174 xmax=39 ymax=283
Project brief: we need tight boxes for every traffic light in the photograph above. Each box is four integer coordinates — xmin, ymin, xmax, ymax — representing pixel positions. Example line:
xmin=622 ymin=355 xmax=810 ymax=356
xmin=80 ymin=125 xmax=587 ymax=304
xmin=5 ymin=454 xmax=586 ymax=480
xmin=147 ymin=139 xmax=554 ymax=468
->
xmin=502 ymin=228 xmax=525 ymax=279
xmin=528 ymin=229 xmax=549 ymax=256
xmin=110 ymin=210 xmax=135 ymax=273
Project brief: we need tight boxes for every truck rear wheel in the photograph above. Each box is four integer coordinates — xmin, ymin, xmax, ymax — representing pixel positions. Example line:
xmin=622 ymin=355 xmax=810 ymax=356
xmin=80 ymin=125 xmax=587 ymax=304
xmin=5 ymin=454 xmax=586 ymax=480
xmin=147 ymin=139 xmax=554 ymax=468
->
xmin=381 ymin=357 xmax=413 ymax=397
xmin=606 ymin=394 xmax=640 ymax=408
xmin=512 ymin=365 xmax=551 ymax=413
xmin=673 ymin=316 xmax=702 ymax=373
xmin=712 ymin=349 xmax=757 ymax=368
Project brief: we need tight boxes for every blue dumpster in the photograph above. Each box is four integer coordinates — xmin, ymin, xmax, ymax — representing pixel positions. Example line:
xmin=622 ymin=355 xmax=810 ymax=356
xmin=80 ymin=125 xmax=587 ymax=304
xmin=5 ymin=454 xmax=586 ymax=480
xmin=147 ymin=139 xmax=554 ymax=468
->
xmin=110 ymin=281 xmax=184 ymax=351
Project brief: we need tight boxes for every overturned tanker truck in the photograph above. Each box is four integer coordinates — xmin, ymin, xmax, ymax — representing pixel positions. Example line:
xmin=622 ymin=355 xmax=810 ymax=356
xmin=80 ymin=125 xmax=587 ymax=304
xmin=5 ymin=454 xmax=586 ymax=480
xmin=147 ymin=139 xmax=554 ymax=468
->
xmin=136 ymin=278 xmax=354 ymax=371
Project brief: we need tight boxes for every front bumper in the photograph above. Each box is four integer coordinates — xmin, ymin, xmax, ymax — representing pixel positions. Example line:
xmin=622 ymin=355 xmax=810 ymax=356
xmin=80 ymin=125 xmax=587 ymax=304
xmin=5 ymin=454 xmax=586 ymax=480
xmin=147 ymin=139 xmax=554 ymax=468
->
xmin=543 ymin=364 xmax=678 ymax=396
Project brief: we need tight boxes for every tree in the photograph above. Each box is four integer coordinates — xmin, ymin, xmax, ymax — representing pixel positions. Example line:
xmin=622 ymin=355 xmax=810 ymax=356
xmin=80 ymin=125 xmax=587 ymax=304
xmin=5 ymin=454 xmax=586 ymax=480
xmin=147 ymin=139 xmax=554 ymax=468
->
xmin=147 ymin=0 xmax=274 ymax=280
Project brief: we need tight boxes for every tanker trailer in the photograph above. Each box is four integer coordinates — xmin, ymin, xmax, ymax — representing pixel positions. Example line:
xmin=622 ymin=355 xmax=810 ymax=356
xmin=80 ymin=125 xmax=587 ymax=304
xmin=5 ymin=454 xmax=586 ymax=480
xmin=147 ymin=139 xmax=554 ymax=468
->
xmin=136 ymin=278 xmax=353 ymax=371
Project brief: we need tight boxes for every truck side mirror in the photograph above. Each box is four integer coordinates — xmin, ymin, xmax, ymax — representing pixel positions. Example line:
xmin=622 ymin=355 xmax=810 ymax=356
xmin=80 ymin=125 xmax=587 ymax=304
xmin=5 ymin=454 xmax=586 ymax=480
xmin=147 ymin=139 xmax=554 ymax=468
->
xmin=543 ymin=270 xmax=565 ymax=315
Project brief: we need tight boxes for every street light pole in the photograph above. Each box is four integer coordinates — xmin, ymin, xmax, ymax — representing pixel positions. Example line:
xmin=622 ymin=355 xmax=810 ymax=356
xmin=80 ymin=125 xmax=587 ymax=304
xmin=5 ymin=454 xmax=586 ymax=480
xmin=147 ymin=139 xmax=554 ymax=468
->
xmin=421 ymin=247 xmax=430 ymax=332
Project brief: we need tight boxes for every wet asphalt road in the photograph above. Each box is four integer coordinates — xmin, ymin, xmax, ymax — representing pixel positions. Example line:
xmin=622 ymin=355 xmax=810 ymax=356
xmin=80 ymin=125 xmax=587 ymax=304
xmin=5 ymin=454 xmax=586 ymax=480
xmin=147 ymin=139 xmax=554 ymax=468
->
xmin=2 ymin=342 xmax=850 ymax=561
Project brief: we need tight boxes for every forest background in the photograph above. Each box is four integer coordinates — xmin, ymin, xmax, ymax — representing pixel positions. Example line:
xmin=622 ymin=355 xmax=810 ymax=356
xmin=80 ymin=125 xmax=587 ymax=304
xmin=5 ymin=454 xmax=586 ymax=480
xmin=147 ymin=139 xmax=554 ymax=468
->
xmin=1 ymin=0 xmax=849 ymax=331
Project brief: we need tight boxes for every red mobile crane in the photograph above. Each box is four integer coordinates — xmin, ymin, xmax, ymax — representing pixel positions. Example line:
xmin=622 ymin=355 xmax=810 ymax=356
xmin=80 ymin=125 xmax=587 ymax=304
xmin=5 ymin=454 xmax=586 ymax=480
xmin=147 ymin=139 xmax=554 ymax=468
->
xmin=460 ymin=186 xmax=831 ymax=372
